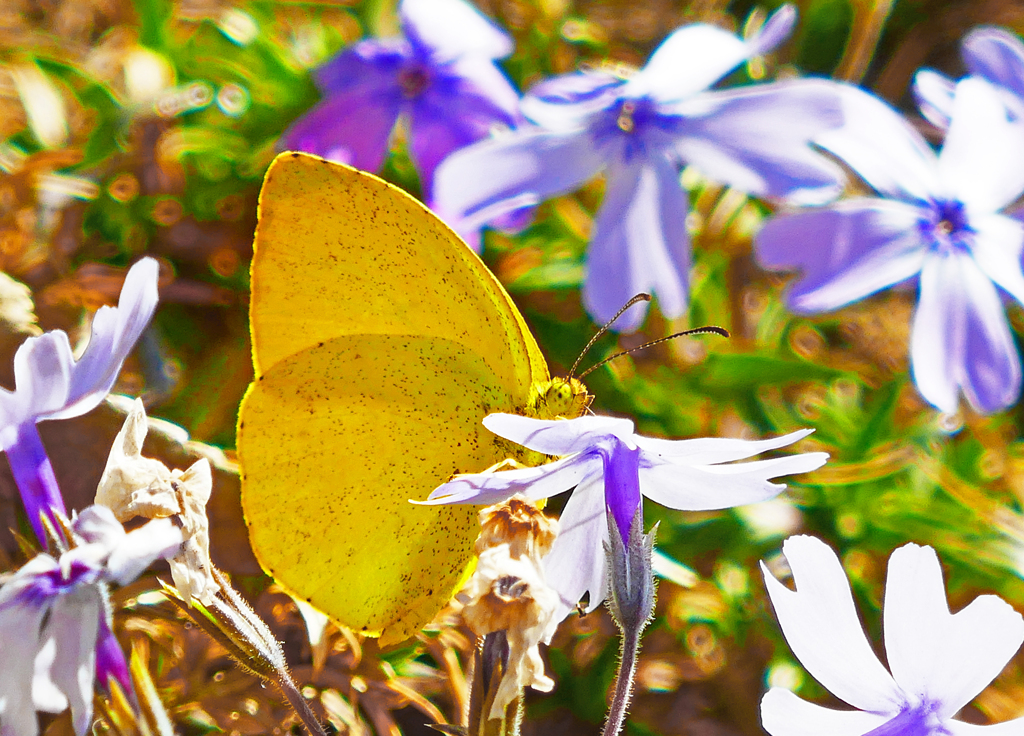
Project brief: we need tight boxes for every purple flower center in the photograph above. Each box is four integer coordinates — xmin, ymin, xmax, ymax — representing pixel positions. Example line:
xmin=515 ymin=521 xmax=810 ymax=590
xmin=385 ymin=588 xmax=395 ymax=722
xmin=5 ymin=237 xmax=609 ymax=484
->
xmin=15 ymin=557 xmax=100 ymax=608
xmin=921 ymin=199 xmax=974 ymax=253
xmin=861 ymin=703 xmax=942 ymax=736
xmin=398 ymin=64 xmax=431 ymax=99
xmin=593 ymin=96 xmax=676 ymax=162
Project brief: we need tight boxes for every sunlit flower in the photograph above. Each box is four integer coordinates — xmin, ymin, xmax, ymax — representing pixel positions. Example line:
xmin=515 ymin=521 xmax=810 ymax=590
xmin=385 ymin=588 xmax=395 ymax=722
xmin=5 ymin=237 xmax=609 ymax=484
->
xmin=424 ymin=414 xmax=827 ymax=621
xmin=0 ymin=505 xmax=181 ymax=736
xmin=761 ymin=535 xmax=1024 ymax=735
xmin=756 ymin=78 xmax=1024 ymax=414
xmin=0 ymin=258 xmax=159 ymax=542
xmin=434 ymin=5 xmax=845 ymax=331
xmin=283 ymin=0 xmax=520 ymax=207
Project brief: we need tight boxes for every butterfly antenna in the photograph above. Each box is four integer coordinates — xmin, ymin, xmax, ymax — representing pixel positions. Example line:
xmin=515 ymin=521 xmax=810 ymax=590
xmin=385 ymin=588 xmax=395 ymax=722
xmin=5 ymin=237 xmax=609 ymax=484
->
xmin=578 ymin=325 xmax=730 ymax=379
xmin=568 ymin=293 xmax=652 ymax=379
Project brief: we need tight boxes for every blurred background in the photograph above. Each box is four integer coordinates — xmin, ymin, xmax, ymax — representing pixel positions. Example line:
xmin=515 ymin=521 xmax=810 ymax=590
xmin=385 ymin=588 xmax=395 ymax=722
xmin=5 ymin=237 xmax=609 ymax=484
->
xmin=4 ymin=0 xmax=1024 ymax=734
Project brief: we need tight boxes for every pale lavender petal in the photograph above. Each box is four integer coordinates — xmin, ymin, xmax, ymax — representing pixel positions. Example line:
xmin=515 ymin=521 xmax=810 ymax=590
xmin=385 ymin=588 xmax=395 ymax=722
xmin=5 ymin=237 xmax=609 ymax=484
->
xmin=45 ymin=590 xmax=101 ymax=736
xmin=623 ymin=6 xmax=795 ymax=104
xmin=401 ymin=0 xmax=512 ymax=61
xmin=0 ymin=601 xmax=46 ymax=736
xmin=747 ymin=5 xmax=798 ymax=56
xmin=971 ymin=213 xmax=1024 ymax=305
xmin=883 ymin=543 xmax=1024 ymax=720
xmin=963 ymin=27 xmax=1024 ymax=102
xmin=911 ymin=252 xmax=1022 ymax=414
xmin=50 ymin=258 xmax=160 ymax=422
xmin=4 ymin=331 xmax=74 ymax=433
xmin=283 ymin=87 xmax=401 ymax=172
xmin=543 ymin=475 xmax=607 ymax=620
xmin=939 ymin=78 xmax=1024 ymax=212
xmin=761 ymin=688 xmax=890 ymax=736
xmin=913 ymin=69 xmax=955 ymax=129
xmin=755 ymin=199 xmax=927 ymax=313
xmin=583 ymin=157 xmax=689 ymax=331
xmin=105 ymin=517 xmax=182 ymax=586
xmin=72 ymin=504 xmax=124 ymax=548
xmin=422 ymin=452 xmax=598 ymax=505
xmin=816 ymin=84 xmax=938 ymax=203
xmin=639 ymin=452 xmax=827 ymax=511
xmin=763 ymin=536 xmax=903 ymax=712
xmin=670 ymin=79 xmax=846 ymax=205
xmin=482 ymin=413 xmax=635 ymax=455
xmin=522 ymin=72 xmax=623 ymax=130
xmin=433 ymin=127 xmax=605 ymax=229
xmin=633 ymin=428 xmax=814 ymax=464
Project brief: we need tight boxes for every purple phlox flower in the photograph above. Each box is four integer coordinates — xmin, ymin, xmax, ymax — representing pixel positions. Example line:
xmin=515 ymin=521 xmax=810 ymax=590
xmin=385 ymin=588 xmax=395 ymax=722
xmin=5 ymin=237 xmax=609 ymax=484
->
xmin=423 ymin=414 xmax=827 ymax=622
xmin=762 ymin=535 xmax=1024 ymax=736
xmin=914 ymin=27 xmax=1024 ymax=130
xmin=0 ymin=258 xmax=159 ymax=543
xmin=0 ymin=505 xmax=181 ymax=736
xmin=282 ymin=0 xmax=520 ymax=211
xmin=756 ymin=78 xmax=1024 ymax=415
xmin=434 ymin=4 xmax=847 ymax=331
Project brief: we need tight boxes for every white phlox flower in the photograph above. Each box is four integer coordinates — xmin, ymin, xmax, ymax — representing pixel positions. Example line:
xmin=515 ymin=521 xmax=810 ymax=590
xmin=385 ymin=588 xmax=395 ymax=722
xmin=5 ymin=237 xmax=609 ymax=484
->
xmin=761 ymin=535 xmax=1024 ymax=736
xmin=0 ymin=506 xmax=181 ymax=736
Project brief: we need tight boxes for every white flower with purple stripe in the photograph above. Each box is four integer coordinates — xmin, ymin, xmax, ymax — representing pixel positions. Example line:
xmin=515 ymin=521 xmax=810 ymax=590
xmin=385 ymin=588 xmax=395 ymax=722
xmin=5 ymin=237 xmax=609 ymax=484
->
xmin=756 ymin=78 xmax=1024 ymax=414
xmin=0 ymin=505 xmax=181 ymax=736
xmin=434 ymin=5 xmax=845 ymax=331
xmin=762 ymin=535 xmax=1024 ymax=736
xmin=424 ymin=414 xmax=827 ymax=622
xmin=0 ymin=258 xmax=159 ymax=543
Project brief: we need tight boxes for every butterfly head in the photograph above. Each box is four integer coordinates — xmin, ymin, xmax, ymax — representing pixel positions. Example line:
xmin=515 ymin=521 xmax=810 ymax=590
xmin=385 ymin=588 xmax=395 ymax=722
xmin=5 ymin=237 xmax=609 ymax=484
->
xmin=530 ymin=376 xmax=592 ymax=420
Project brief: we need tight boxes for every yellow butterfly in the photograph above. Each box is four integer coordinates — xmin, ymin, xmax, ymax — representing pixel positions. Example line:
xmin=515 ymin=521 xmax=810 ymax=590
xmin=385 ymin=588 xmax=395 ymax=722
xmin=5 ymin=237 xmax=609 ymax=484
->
xmin=237 ymin=152 xmax=590 ymax=645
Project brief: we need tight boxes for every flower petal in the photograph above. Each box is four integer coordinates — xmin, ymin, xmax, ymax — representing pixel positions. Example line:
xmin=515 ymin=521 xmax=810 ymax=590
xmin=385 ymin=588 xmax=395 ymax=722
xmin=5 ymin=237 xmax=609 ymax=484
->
xmin=816 ymin=84 xmax=938 ymax=203
xmin=762 ymin=535 xmax=902 ymax=713
xmin=633 ymin=428 xmax=815 ymax=464
xmin=409 ymin=61 xmax=519 ymax=197
xmin=106 ymin=517 xmax=183 ymax=586
xmin=521 ymin=72 xmax=624 ymax=131
xmin=913 ymin=69 xmax=955 ymax=129
xmin=911 ymin=251 xmax=1022 ymax=414
xmin=963 ymin=27 xmax=1024 ymax=103
xmin=640 ymin=452 xmax=827 ymax=511
xmin=939 ymin=78 xmax=1024 ymax=212
xmin=624 ymin=5 xmax=794 ymax=103
xmin=761 ymin=688 xmax=890 ymax=736
xmin=482 ymin=413 xmax=635 ymax=455
xmin=582 ymin=157 xmax=690 ymax=331
xmin=0 ymin=331 xmax=73 ymax=443
xmin=883 ymin=543 xmax=1024 ymax=719
xmin=543 ymin=475 xmax=607 ymax=620
xmin=44 ymin=590 xmax=101 ymax=736
xmin=971 ymin=213 xmax=1024 ymax=305
xmin=433 ymin=127 xmax=606 ymax=230
xmin=0 ymin=601 xmax=47 ymax=736
xmin=670 ymin=79 xmax=846 ymax=204
xmin=49 ymin=258 xmax=160 ymax=422
xmin=422 ymin=452 xmax=597 ymax=505
xmin=283 ymin=88 xmax=401 ymax=173
xmin=401 ymin=0 xmax=512 ymax=61
xmin=755 ymin=198 xmax=927 ymax=313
